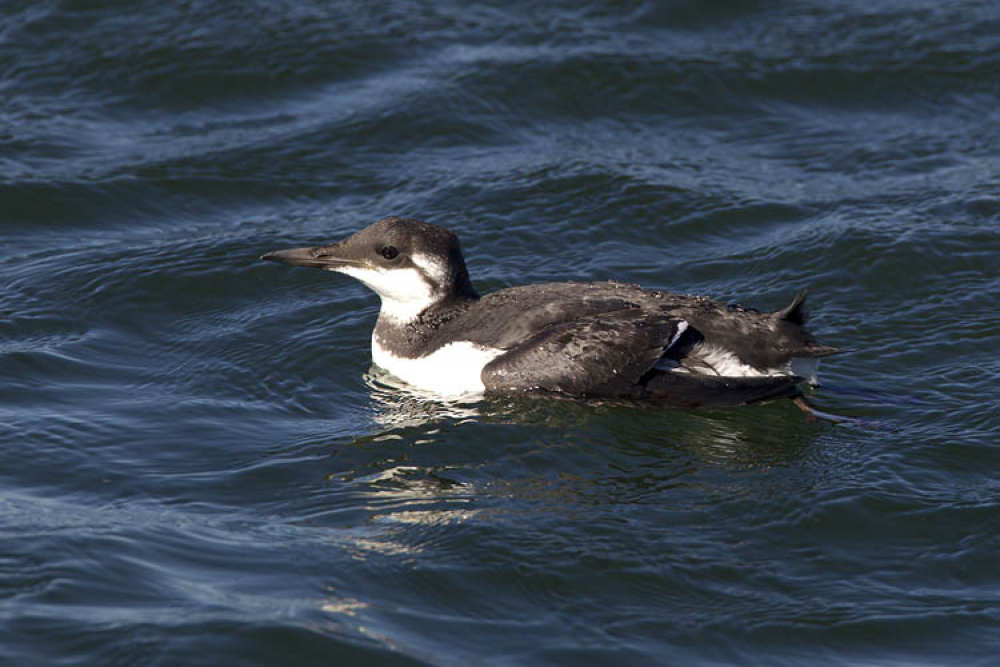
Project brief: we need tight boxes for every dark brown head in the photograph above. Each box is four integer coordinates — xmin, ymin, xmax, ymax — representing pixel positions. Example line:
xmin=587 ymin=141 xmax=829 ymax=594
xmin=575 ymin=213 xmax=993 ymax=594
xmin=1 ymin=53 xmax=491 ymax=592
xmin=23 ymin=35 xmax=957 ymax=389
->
xmin=262 ymin=217 xmax=478 ymax=321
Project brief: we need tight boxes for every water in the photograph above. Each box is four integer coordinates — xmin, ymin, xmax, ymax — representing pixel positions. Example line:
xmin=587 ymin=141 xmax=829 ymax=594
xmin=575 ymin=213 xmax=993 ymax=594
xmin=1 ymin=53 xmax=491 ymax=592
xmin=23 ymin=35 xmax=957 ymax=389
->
xmin=2 ymin=1 xmax=999 ymax=664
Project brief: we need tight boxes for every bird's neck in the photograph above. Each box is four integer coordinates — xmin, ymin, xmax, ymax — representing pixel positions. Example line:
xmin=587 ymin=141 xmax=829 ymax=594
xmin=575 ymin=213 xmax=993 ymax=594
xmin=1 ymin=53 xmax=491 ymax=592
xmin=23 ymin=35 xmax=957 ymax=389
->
xmin=373 ymin=291 xmax=478 ymax=358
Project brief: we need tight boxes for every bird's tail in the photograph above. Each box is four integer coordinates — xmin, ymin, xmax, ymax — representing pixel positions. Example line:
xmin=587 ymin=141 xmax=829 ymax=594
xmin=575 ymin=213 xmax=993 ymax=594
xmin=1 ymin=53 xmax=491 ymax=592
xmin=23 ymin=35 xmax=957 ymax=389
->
xmin=772 ymin=289 xmax=843 ymax=358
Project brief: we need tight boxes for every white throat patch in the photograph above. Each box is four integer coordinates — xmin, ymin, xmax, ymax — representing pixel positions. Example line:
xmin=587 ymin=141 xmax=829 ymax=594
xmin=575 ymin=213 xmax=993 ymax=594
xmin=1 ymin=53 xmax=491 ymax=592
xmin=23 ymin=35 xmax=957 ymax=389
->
xmin=331 ymin=252 xmax=452 ymax=324
xmin=332 ymin=264 xmax=436 ymax=323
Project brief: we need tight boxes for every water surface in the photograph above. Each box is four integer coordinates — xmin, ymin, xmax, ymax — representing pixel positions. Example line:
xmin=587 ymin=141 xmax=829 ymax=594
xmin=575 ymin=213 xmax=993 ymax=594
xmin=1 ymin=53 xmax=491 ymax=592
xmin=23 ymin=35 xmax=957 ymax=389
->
xmin=2 ymin=1 xmax=999 ymax=665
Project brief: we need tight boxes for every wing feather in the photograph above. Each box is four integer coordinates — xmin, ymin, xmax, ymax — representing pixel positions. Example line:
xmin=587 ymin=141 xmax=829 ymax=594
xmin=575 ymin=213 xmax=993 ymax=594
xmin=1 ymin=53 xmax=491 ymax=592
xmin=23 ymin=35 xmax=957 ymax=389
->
xmin=482 ymin=309 xmax=682 ymax=397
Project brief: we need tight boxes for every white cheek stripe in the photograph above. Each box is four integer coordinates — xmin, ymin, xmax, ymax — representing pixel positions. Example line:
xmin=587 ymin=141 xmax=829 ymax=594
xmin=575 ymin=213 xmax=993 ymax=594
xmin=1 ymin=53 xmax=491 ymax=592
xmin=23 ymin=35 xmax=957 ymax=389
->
xmin=410 ymin=252 xmax=449 ymax=285
xmin=372 ymin=338 xmax=504 ymax=397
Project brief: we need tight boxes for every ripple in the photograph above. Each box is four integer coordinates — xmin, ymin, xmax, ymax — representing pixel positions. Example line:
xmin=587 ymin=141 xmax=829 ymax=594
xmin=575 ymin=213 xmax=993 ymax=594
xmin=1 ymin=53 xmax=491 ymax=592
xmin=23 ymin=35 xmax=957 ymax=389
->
xmin=2 ymin=0 xmax=999 ymax=665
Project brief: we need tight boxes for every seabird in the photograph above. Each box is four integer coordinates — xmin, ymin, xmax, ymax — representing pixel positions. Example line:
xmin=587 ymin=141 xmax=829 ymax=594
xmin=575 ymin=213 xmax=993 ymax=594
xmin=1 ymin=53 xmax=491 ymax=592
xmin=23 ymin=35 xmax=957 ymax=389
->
xmin=262 ymin=217 xmax=840 ymax=409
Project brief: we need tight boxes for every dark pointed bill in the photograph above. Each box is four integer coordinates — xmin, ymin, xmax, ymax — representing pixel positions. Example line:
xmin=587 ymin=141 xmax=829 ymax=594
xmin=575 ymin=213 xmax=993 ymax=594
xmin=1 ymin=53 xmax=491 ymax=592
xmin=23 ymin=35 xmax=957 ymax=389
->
xmin=260 ymin=245 xmax=359 ymax=269
xmin=261 ymin=247 xmax=328 ymax=268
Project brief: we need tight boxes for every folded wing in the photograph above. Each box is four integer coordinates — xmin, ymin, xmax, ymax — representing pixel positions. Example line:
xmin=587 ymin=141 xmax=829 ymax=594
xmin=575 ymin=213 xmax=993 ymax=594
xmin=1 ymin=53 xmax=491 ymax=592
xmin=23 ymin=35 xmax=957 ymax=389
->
xmin=482 ymin=309 xmax=682 ymax=397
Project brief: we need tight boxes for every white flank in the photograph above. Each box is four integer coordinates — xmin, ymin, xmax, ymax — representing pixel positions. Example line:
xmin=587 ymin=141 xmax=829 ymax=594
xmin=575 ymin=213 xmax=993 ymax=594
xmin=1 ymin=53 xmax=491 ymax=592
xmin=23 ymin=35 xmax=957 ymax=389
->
xmin=333 ymin=265 xmax=437 ymax=323
xmin=678 ymin=342 xmax=822 ymax=383
xmin=372 ymin=338 xmax=504 ymax=397
xmin=665 ymin=320 xmax=689 ymax=351
xmin=691 ymin=343 xmax=766 ymax=377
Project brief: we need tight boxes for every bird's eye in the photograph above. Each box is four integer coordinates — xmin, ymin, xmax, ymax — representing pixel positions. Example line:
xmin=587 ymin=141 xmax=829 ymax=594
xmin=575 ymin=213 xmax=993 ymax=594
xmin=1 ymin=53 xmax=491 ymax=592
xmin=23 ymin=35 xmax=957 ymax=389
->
xmin=380 ymin=246 xmax=399 ymax=260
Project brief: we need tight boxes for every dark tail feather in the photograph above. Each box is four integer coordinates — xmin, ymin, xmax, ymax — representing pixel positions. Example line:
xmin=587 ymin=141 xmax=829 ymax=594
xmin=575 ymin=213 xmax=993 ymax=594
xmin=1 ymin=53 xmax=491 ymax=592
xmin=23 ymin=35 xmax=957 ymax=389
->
xmin=773 ymin=290 xmax=843 ymax=357
xmin=773 ymin=289 xmax=809 ymax=326
xmin=644 ymin=372 xmax=803 ymax=408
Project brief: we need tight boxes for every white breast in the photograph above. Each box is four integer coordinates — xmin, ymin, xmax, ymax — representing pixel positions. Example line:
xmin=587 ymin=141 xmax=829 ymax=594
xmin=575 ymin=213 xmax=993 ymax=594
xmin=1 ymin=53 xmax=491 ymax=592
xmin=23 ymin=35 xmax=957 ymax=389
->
xmin=371 ymin=337 xmax=505 ymax=397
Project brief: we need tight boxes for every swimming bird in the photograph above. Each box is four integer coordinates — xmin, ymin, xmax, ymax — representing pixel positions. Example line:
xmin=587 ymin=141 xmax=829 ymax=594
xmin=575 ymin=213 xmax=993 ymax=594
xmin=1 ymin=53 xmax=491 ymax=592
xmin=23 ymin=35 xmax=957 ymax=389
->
xmin=262 ymin=217 xmax=840 ymax=408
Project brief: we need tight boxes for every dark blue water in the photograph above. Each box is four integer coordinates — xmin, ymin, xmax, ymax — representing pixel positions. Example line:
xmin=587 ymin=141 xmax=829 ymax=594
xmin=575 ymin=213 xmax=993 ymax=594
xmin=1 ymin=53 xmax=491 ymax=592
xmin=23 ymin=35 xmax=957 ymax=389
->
xmin=3 ymin=1 xmax=999 ymax=664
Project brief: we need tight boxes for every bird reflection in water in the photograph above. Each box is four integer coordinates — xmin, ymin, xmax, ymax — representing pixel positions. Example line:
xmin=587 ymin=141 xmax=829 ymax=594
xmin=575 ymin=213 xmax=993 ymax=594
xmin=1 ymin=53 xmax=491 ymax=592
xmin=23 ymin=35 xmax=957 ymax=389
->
xmin=363 ymin=364 xmax=484 ymax=430
xmin=361 ymin=362 xmax=822 ymax=471
xmin=332 ymin=369 xmax=829 ymax=567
